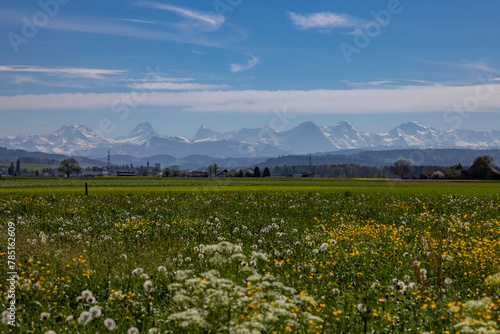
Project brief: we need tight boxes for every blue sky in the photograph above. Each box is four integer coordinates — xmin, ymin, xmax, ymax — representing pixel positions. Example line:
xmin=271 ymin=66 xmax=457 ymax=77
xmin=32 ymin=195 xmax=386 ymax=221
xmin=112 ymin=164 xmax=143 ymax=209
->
xmin=0 ymin=0 xmax=499 ymax=138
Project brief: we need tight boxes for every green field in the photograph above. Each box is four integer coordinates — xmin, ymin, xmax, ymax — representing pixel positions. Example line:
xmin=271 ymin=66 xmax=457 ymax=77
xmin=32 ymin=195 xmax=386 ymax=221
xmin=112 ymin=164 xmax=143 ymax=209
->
xmin=1 ymin=178 xmax=499 ymax=333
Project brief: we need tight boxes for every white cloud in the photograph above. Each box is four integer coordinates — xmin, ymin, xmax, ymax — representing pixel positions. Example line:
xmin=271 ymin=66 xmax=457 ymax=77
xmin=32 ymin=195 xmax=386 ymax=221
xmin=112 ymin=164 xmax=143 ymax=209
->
xmin=0 ymin=65 xmax=125 ymax=79
xmin=288 ymin=11 xmax=364 ymax=31
xmin=114 ymin=18 xmax=157 ymax=24
xmin=128 ymin=82 xmax=230 ymax=90
xmin=1 ymin=84 xmax=499 ymax=113
xmin=138 ymin=1 xmax=225 ymax=31
xmin=230 ymin=55 xmax=259 ymax=73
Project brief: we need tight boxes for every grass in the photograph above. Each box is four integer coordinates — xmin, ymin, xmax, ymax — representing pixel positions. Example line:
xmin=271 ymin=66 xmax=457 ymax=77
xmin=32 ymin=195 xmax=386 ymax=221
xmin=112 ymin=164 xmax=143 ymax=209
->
xmin=1 ymin=176 xmax=500 ymax=195
xmin=0 ymin=178 xmax=499 ymax=333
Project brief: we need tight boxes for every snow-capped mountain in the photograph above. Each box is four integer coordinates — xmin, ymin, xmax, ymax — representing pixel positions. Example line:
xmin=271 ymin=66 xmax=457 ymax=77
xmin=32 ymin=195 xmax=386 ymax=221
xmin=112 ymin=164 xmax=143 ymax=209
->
xmin=1 ymin=121 xmax=500 ymax=158
xmin=114 ymin=121 xmax=158 ymax=144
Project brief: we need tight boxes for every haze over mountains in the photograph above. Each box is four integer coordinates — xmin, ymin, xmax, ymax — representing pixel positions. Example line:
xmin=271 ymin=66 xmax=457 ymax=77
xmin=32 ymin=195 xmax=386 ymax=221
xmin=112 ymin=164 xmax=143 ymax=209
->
xmin=1 ymin=121 xmax=500 ymax=159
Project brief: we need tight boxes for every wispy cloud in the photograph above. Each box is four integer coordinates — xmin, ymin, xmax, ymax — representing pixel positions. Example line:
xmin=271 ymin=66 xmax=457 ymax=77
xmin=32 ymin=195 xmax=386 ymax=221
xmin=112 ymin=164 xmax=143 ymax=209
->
xmin=426 ymin=60 xmax=499 ymax=74
xmin=2 ymin=84 xmax=499 ymax=113
xmin=230 ymin=55 xmax=259 ymax=73
xmin=128 ymin=82 xmax=230 ymax=90
xmin=0 ymin=65 xmax=125 ymax=79
xmin=138 ymin=1 xmax=225 ymax=31
xmin=342 ymin=80 xmax=394 ymax=88
xmin=288 ymin=11 xmax=365 ymax=32
xmin=114 ymin=18 xmax=156 ymax=24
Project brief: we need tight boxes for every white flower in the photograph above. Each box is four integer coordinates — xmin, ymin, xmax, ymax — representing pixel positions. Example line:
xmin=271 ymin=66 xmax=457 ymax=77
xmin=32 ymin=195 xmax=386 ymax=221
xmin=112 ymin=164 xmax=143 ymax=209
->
xmin=40 ymin=312 xmax=51 ymax=321
xmin=66 ymin=315 xmax=74 ymax=324
xmin=89 ymin=306 xmax=102 ymax=318
xmin=408 ymin=282 xmax=417 ymax=289
xmin=81 ymin=290 xmax=93 ymax=298
xmin=157 ymin=266 xmax=167 ymax=273
xmin=412 ymin=260 xmax=420 ymax=267
xmin=86 ymin=296 xmax=96 ymax=304
xmin=444 ymin=278 xmax=453 ymax=284
xmin=144 ymin=280 xmax=154 ymax=293
xmin=140 ymin=273 xmax=149 ymax=279
xmin=329 ymin=239 xmax=337 ymax=246
xmin=331 ymin=288 xmax=340 ymax=294
xmin=77 ymin=311 xmax=92 ymax=325
xmin=104 ymin=318 xmax=117 ymax=330
xmin=132 ymin=268 xmax=144 ymax=276
xmin=370 ymin=282 xmax=380 ymax=289
xmin=313 ymin=249 xmax=319 ymax=254
xmin=128 ymin=327 xmax=139 ymax=334
xmin=1 ymin=311 xmax=11 ymax=325
xmin=420 ymin=269 xmax=427 ymax=275
xmin=275 ymin=262 xmax=282 ymax=268
xmin=45 ymin=331 xmax=57 ymax=334
xmin=320 ymin=243 xmax=329 ymax=251
xmin=148 ymin=328 xmax=159 ymax=334
xmin=120 ymin=254 xmax=128 ymax=260
xmin=357 ymin=303 xmax=367 ymax=312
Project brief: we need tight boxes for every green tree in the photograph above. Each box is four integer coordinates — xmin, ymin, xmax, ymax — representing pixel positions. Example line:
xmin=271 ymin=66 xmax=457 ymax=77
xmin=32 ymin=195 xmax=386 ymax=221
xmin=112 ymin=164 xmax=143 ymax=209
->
xmin=391 ymin=159 xmax=413 ymax=179
xmin=8 ymin=162 xmax=14 ymax=176
xmin=162 ymin=168 xmax=172 ymax=177
xmin=263 ymin=167 xmax=271 ymax=177
xmin=15 ymin=158 xmax=21 ymax=176
xmin=253 ymin=166 xmax=261 ymax=177
xmin=58 ymin=158 xmax=82 ymax=178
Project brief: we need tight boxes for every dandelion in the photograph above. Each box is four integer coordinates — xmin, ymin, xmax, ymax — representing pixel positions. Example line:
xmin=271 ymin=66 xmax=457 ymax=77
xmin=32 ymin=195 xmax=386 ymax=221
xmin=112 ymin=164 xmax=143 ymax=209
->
xmin=77 ymin=311 xmax=92 ymax=325
xmin=198 ymin=253 xmax=204 ymax=259
xmin=104 ymin=318 xmax=117 ymax=330
xmin=120 ymin=254 xmax=128 ymax=260
xmin=370 ymin=282 xmax=380 ymax=289
xmin=357 ymin=303 xmax=367 ymax=312
xmin=444 ymin=278 xmax=453 ymax=284
xmin=89 ymin=306 xmax=102 ymax=318
xmin=1 ymin=311 xmax=11 ymax=325
xmin=412 ymin=260 xmax=420 ymax=267
xmin=45 ymin=331 xmax=57 ymax=334
xmin=320 ymin=243 xmax=329 ymax=251
xmin=313 ymin=249 xmax=319 ymax=254
xmin=148 ymin=328 xmax=159 ymax=334
xmin=158 ymin=266 xmax=167 ymax=273
xmin=332 ymin=288 xmax=340 ymax=294
xmin=128 ymin=327 xmax=139 ymax=334
xmin=81 ymin=290 xmax=93 ymax=299
xmin=329 ymin=239 xmax=338 ymax=246
xmin=420 ymin=269 xmax=427 ymax=275
xmin=86 ymin=296 xmax=97 ymax=304
xmin=141 ymin=273 xmax=149 ymax=279
xmin=275 ymin=262 xmax=282 ymax=268
xmin=66 ymin=315 xmax=74 ymax=324
xmin=132 ymin=268 xmax=144 ymax=276
xmin=40 ymin=312 xmax=51 ymax=321
xmin=403 ymin=275 xmax=410 ymax=282
xmin=144 ymin=280 xmax=154 ymax=293
xmin=408 ymin=282 xmax=417 ymax=289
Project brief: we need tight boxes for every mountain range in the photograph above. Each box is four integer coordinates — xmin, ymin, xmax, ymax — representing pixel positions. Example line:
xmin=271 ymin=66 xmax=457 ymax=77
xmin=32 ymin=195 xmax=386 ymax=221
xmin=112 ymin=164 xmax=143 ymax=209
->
xmin=1 ymin=121 xmax=500 ymax=159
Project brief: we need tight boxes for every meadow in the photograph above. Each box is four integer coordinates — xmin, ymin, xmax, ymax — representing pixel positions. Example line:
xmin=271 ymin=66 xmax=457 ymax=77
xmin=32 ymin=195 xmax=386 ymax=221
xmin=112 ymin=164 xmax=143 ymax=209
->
xmin=1 ymin=177 xmax=499 ymax=333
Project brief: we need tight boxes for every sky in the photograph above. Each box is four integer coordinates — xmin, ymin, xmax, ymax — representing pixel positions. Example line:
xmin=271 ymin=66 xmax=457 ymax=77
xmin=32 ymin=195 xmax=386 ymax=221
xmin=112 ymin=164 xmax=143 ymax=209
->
xmin=0 ymin=0 xmax=499 ymax=139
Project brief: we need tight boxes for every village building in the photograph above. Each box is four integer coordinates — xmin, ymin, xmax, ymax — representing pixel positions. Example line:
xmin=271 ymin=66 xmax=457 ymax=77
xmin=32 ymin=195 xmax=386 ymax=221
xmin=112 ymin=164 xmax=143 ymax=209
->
xmin=462 ymin=156 xmax=500 ymax=180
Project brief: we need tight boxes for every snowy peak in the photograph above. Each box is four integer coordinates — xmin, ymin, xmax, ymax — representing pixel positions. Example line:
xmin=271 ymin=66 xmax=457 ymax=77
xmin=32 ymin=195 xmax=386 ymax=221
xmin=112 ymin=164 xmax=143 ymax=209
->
xmin=390 ymin=121 xmax=429 ymax=136
xmin=115 ymin=122 xmax=158 ymax=144
xmin=192 ymin=124 xmax=222 ymax=141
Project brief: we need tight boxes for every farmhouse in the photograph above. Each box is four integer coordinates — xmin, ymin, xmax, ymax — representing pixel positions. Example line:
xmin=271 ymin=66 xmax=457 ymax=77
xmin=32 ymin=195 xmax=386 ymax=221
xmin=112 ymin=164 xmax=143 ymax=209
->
xmin=462 ymin=156 xmax=500 ymax=180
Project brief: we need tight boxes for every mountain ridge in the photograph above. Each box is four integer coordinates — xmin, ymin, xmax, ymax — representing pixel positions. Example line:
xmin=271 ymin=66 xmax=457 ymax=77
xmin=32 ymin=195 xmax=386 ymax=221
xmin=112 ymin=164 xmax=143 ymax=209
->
xmin=2 ymin=121 xmax=500 ymax=158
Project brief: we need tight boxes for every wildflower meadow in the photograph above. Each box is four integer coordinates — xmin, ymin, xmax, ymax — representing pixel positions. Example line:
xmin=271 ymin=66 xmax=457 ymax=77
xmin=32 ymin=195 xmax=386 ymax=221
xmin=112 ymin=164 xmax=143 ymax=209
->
xmin=1 ymin=178 xmax=499 ymax=333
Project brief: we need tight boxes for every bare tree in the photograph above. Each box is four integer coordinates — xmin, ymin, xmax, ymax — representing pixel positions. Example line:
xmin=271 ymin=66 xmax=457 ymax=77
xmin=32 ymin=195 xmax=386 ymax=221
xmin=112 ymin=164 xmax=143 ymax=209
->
xmin=391 ymin=159 xmax=413 ymax=179
xmin=58 ymin=158 xmax=81 ymax=178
